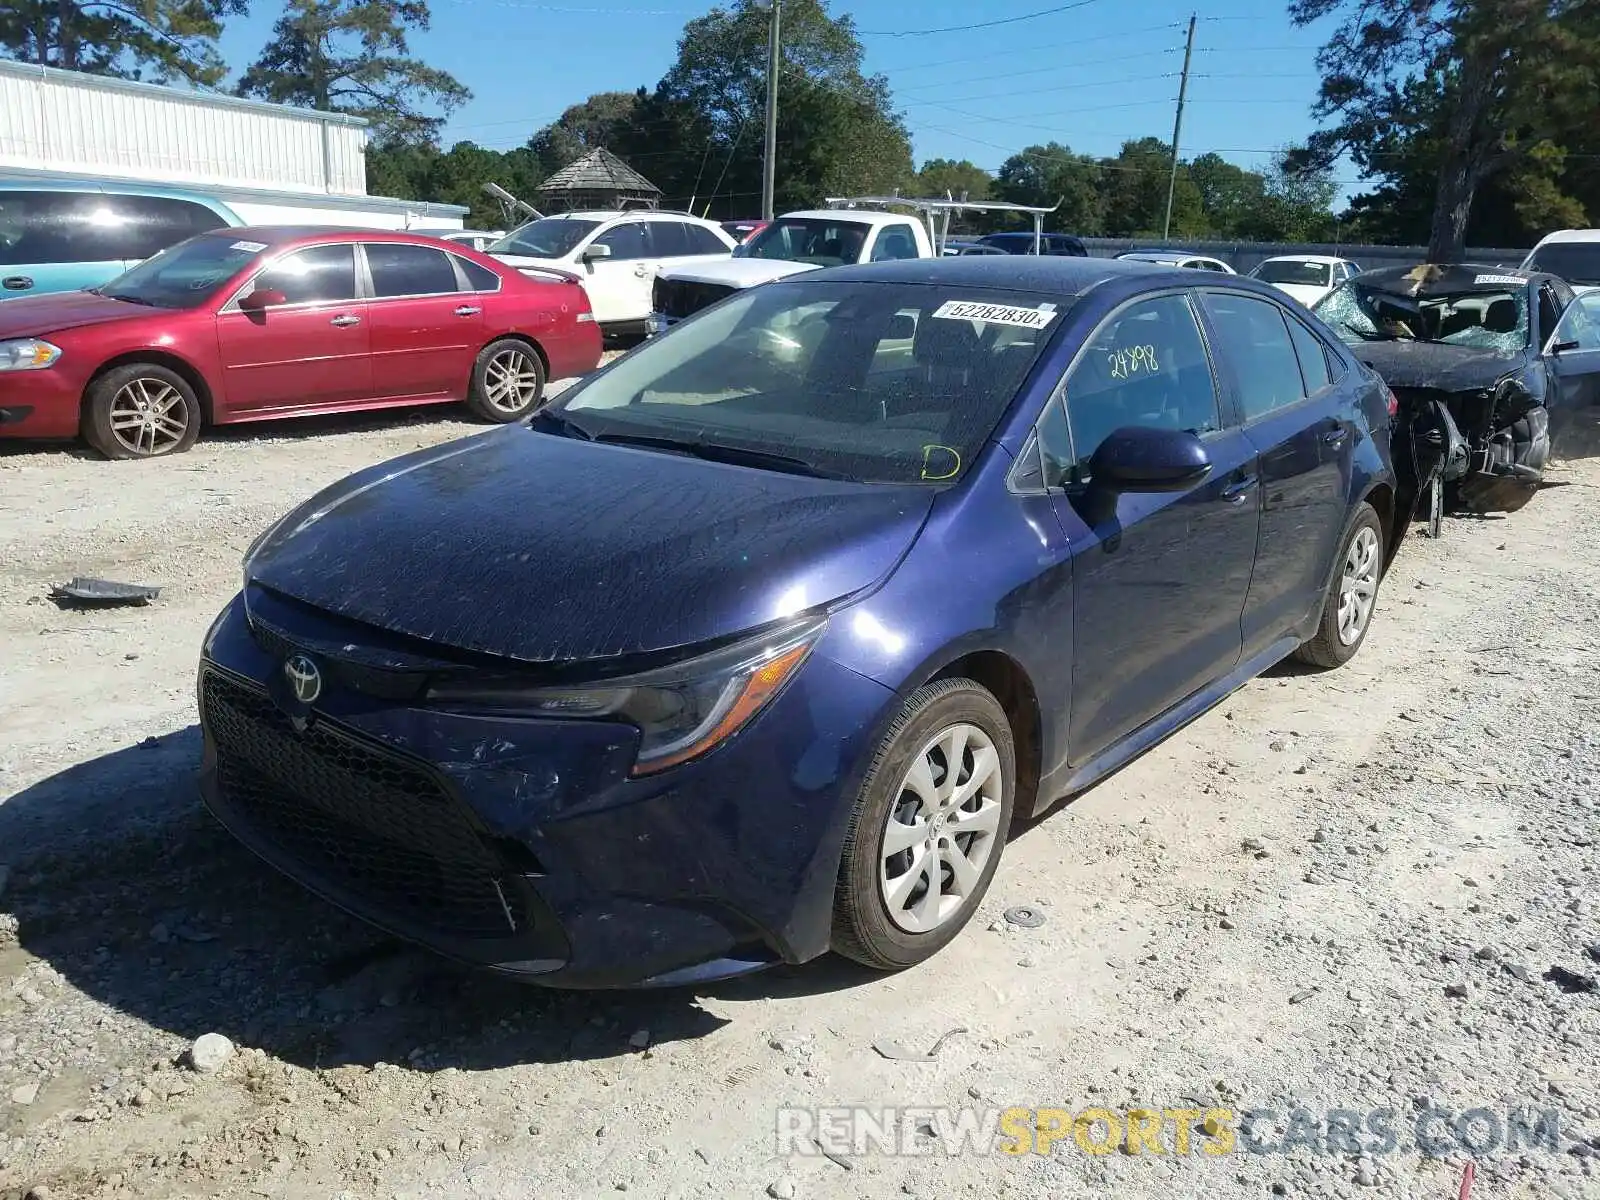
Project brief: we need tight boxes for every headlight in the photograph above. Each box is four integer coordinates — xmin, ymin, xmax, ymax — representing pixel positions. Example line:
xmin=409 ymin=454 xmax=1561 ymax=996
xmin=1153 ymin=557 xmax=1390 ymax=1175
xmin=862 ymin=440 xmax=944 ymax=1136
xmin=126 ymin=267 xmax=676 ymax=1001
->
xmin=426 ymin=615 xmax=826 ymax=775
xmin=0 ymin=339 xmax=61 ymax=371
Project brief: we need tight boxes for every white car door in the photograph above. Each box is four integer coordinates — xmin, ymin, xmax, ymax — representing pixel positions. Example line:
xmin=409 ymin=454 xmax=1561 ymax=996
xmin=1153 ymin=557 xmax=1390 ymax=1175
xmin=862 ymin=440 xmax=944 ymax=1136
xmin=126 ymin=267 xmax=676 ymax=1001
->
xmin=578 ymin=220 xmax=657 ymax=325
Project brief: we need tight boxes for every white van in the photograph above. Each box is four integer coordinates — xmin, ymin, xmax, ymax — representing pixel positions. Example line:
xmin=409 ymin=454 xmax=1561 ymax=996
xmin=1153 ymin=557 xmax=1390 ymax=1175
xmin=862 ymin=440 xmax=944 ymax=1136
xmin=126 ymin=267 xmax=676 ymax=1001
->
xmin=1520 ymin=230 xmax=1600 ymax=296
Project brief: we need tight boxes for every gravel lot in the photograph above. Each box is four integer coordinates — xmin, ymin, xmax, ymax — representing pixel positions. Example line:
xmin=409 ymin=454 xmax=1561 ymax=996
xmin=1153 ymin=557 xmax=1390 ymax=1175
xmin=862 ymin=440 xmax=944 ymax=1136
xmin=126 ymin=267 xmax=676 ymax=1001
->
xmin=1 ymin=398 xmax=1598 ymax=1200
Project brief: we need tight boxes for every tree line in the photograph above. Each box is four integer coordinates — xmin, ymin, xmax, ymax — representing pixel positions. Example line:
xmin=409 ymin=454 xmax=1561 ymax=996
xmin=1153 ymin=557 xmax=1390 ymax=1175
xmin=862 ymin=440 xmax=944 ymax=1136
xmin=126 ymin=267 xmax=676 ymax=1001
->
xmin=2 ymin=0 xmax=1596 ymax=256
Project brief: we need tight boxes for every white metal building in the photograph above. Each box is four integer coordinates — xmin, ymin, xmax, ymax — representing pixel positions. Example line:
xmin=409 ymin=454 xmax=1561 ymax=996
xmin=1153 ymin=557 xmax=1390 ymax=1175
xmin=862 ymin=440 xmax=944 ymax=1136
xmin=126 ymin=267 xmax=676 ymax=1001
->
xmin=0 ymin=60 xmax=466 ymax=230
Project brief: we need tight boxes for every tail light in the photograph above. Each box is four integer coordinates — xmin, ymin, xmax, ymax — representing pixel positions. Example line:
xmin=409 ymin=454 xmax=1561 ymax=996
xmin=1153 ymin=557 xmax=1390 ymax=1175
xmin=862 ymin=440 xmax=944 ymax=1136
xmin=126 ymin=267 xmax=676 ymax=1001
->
xmin=1385 ymin=386 xmax=1399 ymax=419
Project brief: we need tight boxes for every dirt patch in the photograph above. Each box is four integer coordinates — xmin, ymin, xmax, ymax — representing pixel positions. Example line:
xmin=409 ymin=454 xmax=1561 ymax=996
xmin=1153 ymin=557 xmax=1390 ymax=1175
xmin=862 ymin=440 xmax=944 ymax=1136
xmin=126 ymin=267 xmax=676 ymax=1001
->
xmin=2 ymin=413 xmax=1597 ymax=1199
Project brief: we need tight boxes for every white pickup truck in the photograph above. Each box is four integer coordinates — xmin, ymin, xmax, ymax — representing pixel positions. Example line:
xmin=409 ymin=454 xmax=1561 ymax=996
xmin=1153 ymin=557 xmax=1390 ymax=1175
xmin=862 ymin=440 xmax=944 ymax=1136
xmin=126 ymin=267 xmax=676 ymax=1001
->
xmin=647 ymin=196 xmax=1058 ymax=332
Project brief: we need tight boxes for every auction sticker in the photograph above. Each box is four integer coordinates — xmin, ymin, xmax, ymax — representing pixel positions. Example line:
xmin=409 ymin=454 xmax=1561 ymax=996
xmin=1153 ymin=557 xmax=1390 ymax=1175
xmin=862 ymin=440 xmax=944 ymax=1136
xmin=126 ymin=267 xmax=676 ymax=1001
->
xmin=932 ymin=300 xmax=1059 ymax=329
xmin=1472 ymin=274 xmax=1524 ymax=286
xmin=230 ymin=240 xmax=268 ymax=253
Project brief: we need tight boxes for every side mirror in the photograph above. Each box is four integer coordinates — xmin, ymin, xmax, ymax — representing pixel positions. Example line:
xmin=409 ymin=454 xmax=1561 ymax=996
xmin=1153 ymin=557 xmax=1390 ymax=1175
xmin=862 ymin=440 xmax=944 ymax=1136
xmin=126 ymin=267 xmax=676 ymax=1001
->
xmin=1088 ymin=426 xmax=1212 ymax=494
xmin=239 ymin=287 xmax=287 ymax=311
xmin=580 ymin=243 xmax=612 ymax=262
xmin=887 ymin=313 xmax=916 ymax=340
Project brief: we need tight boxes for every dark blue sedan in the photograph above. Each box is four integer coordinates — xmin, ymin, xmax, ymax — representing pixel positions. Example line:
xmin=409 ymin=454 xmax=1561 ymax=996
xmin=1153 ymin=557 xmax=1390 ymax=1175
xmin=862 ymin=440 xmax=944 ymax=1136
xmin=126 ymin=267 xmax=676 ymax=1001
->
xmin=198 ymin=256 xmax=1401 ymax=987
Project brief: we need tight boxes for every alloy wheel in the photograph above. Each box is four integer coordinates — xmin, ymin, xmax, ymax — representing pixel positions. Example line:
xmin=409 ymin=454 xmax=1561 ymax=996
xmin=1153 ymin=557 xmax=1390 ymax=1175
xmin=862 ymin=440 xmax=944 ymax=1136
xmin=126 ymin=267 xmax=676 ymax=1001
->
xmin=483 ymin=348 xmax=541 ymax=413
xmin=879 ymin=722 xmax=1005 ymax=935
xmin=108 ymin=378 xmax=192 ymax=457
xmin=1336 ymin=525 xmax=1381 ymax=645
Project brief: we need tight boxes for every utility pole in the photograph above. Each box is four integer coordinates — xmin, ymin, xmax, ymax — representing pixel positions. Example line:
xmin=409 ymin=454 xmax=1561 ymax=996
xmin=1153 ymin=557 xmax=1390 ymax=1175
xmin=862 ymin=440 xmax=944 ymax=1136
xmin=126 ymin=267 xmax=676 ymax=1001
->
xmin=1163 ymin=13 xmax=1196 ymax=242
xmin=761 ymin=0 xmax=782 ymax=222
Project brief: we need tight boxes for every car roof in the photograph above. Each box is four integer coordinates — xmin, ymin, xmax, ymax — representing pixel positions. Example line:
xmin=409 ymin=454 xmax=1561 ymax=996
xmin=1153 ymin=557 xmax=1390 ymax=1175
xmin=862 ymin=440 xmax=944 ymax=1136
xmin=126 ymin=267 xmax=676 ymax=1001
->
xmin=982 ymin=231 xmax=1078 ymax=240
xmin=0 ymin=177 xmax=230 ymax=206
xmin=802 ymin=254 xmax=1185 ymax=294
xmin=1257 ymin=254 xmax=1354 ymax=265
xmin=1533 ymin=229 xmax=1600 ymax=246
xmin=535 ymin=209 xmax=721 ymax=225
xmin=1119 ymin=250 xmax=1217 ymax=263
xmin=199 ymin=225 xmax=492 ymax=247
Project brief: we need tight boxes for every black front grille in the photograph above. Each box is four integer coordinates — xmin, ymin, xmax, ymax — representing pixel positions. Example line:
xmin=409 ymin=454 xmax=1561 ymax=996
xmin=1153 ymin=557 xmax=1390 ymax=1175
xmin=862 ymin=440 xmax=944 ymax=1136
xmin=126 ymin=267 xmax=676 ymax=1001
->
xmin=201 ymin=670 xmax=519 ymax=940
xmin=653 ymin=276 xmax=737 ymax=320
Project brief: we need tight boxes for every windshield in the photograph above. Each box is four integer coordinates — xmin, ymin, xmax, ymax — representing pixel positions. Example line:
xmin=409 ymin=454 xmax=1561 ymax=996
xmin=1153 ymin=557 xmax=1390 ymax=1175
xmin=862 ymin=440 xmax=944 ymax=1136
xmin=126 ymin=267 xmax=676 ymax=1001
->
xmin=548 ymin=280 xmax=1069 ymax=484
xmin=488 ymin=218 xmax=599 ymax=259
xmin=96 ymin=233 xmax=267 ymax=308
xmin=738 ymin=218 xmax=871 ymax=266
xmin=1253 ymin=260 xmax=1334 ymax=287
xmin=1524 ymin=242 xmax=1600 ymax=286
xmin=1315 ymin=280 xmax=1530 ymax=350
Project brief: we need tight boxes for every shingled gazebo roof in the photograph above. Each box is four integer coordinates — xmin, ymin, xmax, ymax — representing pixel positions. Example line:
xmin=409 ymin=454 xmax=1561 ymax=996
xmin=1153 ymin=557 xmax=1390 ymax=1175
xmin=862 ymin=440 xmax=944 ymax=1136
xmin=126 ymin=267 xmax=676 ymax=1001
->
xmin=537 ymin=148 xmax=661 ymax=203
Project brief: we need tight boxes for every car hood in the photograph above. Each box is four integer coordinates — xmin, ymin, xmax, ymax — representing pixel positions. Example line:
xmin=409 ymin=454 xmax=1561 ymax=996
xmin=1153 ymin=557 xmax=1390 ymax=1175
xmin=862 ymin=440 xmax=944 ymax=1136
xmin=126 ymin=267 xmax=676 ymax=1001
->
xmin=1348 ymin=340 xmax=1531 ymax=392
xmin=245 ymin=424 xmax=935 ymax=665
xmin=0 ymin=290 xmax=161 ymax=338
xmin=659 ymin=258 xmax=819 ymax=288
xmin=1266 ymin=282 xmax=1330 ymax=307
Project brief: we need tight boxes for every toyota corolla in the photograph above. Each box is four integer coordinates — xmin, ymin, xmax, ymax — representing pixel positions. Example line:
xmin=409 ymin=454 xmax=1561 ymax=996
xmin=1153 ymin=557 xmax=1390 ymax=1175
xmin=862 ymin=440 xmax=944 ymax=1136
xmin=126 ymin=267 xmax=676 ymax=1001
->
xmin=199 ymin=256 xmax=1400 ymax=987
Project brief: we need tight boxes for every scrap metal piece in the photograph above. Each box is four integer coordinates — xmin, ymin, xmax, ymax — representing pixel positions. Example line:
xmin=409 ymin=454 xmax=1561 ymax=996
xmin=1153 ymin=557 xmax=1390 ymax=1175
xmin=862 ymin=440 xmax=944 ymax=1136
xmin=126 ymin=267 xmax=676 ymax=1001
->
xmin=50 ymin=577 xmax=161 ymax=607
xmin=1003 ymin=905 xmax=1046 ymax=929
xmin=871 ymin=1027 xmax=968 ymax=1062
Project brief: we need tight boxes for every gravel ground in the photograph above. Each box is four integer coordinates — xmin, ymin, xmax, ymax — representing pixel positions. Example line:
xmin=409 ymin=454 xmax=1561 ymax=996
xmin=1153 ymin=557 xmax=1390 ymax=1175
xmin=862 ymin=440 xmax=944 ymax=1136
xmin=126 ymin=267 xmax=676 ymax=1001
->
xmin=1 ymin=401 xmax=1597 ymax=1200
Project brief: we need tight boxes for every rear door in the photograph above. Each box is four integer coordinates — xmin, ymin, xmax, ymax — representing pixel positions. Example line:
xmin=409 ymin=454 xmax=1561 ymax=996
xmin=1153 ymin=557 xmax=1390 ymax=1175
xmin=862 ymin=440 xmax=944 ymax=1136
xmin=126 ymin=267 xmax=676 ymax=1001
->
xmin=215 ymin=243 xmax=372 ymax=414
xmin=1199 ymin=289 xmax=1351 ymax=659
xmin=362 ymin=242 xmax=482 ymax=399
xmin=1051 ymin=291 xmax=1261 ymax=761
xmin=1547 ymin=288 xmax=1600 ymax=458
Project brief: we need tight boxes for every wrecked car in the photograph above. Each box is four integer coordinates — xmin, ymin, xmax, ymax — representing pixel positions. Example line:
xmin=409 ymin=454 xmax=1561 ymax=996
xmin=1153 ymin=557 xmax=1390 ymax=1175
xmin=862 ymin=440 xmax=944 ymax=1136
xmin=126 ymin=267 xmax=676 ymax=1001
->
xmin=1314 ymin=264 xmax=1600 ymax=531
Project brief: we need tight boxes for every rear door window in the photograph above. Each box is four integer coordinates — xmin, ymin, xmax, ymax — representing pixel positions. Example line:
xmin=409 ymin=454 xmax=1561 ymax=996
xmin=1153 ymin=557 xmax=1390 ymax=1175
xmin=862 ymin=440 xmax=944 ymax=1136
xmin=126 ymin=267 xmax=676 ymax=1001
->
xmin=366 ymin=242 xmax=460 ymax=297
xmin=682 ymin=223 xmax=731 ymax=254
xmin=1284 ymin=313 xmax=1333 ymax=393
xmin=1200 ymin=292 xmax=1309 ymax=420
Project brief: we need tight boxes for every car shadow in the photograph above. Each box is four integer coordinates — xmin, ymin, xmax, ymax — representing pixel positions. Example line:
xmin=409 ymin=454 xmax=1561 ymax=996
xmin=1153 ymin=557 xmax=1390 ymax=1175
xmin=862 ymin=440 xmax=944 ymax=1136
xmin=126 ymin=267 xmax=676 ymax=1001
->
xmin=0 ymin=730 xmax=809 ymax=1074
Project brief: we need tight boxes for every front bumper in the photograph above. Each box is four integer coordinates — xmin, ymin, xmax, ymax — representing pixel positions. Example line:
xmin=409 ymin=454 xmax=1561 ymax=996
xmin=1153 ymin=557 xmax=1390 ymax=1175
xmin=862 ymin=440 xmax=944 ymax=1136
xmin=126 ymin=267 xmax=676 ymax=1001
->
xmin=0 ymin=369 xmax=83 ymax=439
xmin=197 ymin=593 xmax=896 ymax=987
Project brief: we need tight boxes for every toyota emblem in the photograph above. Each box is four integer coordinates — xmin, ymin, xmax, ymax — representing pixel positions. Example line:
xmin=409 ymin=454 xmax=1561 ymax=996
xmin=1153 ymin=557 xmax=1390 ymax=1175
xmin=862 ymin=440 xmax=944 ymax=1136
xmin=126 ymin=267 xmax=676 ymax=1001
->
xmin=283 ymin=654 xmax=322 ymax=704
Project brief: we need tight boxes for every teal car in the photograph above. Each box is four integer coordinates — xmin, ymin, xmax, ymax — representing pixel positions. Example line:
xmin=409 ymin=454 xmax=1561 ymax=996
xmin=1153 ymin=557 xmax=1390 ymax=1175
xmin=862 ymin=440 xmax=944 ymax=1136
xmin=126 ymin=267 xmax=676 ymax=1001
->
xmin=0 ymin=180 xmax=242 ymax=300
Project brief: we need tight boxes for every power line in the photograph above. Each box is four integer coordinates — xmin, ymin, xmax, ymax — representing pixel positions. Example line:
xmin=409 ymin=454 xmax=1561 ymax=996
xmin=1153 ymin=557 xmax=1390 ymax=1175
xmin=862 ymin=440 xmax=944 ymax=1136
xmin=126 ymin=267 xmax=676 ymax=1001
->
xmin=895 ymin=50 xmax=1180 ymax=98
xmin=858 ymin=0 xmax=1112 ymax=38
xmin=921 ymin=70 xmax=1179 ymax=106
xmin=872 ymin=23 xmax=1182 ymax=73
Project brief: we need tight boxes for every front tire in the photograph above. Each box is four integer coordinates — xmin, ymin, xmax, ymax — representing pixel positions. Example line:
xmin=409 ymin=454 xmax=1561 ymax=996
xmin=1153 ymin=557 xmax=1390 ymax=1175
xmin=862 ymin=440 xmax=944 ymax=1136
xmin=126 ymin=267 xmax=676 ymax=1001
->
xmin=467 ymin=339 xmax=545 ymax=422
xmin=1294 ymin=502 xmax=1384 ymax=669
xmin=83 ymin=364 xmax=202 ymax=460
xmin=833 ymin=679 xmax=1016 ymax=971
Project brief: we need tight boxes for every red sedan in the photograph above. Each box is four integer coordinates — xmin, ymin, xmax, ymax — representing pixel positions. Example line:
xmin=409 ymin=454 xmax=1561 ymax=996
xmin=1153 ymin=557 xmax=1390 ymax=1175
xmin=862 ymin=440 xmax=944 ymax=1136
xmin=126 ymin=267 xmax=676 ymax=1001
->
xmin=0 ymin=227 xmax=602 ymax=459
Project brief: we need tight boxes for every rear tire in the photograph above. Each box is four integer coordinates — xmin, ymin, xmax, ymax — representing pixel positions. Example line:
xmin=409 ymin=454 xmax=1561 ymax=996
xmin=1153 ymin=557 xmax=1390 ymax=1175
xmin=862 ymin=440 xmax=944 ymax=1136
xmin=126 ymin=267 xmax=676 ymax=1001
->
xmin=1294 ymin=502 xmax=1384 ymax=669
xmin=466 ymin=338 xmax=545 ymax=422
xmin=83 ymin=363 xmax=202 ymax=460
xmin=832 ymin=679 xmax=1015 ymax=971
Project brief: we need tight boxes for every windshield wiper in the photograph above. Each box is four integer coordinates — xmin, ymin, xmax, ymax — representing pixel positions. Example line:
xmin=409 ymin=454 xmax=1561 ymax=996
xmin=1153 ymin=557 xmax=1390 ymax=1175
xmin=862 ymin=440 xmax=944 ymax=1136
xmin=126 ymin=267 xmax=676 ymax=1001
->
xmin=103 ymin=292 xmax=158 ymax=307
xmin=529 ymin=408 xmax=596 ymax=439
xmin=1341 ymin=320 xmax=1390 ymax=341
xmin=591 ymin=431 xmax=846 ymax=479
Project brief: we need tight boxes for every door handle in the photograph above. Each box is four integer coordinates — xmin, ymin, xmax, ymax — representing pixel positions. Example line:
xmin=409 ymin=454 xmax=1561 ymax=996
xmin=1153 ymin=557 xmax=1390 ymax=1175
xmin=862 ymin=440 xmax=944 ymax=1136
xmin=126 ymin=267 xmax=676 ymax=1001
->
xmin=1221 ymin=475 xmax=1259 ymax=503
xmin=1322 ymin=424 xmax=1349 ymax=447
xmin=1 ymin=276 xmax=33 ymax=291
xmin=633 ymin=264 xmax=652 ymax=277
xmin=330 ymin=314 xmax=361 ymax=327
xmin=454 ymin=305 xmax=481 ymax=317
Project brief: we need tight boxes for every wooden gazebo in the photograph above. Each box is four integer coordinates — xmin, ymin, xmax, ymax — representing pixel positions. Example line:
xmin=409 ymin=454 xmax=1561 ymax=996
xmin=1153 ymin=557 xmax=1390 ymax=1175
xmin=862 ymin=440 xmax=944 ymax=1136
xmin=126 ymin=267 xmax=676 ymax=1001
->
xmin=537 ymin=148 xmax=661 ymax=212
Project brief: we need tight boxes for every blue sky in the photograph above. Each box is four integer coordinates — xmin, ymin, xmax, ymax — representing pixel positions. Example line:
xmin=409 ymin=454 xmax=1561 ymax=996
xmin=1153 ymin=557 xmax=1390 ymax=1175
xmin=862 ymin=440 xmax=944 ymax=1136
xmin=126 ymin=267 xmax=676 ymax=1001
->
xmin=216 ymin=0 xmax=1355 ymax=195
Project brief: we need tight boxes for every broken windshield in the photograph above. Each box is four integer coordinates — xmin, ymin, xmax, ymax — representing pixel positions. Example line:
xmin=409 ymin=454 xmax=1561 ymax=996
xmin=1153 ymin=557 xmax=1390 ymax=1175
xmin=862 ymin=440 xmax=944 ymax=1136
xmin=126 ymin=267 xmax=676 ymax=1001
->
xmin=1315 ymin=279 xmax=1529 ymax=351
